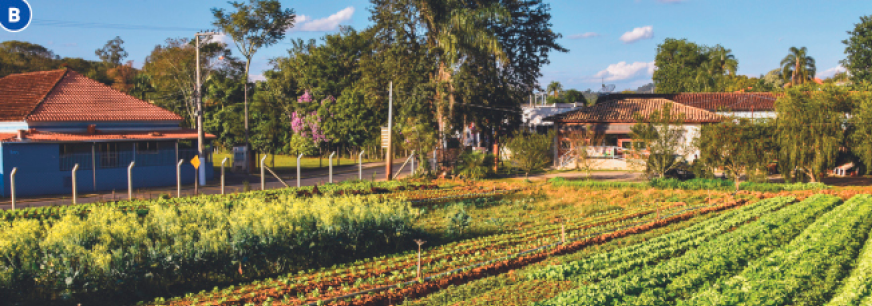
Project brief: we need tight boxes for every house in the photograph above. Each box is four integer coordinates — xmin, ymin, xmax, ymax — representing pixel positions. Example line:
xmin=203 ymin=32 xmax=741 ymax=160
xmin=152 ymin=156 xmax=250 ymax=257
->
xmin=545 ymin=98 xmax=723 ymax=170
xmin=522 ymin=102 xmax=586 ymax=133
xmin=597 ymin=92 xmax=778 ymax=119
xmin=0 ymin=69 xmax=214 ymax=198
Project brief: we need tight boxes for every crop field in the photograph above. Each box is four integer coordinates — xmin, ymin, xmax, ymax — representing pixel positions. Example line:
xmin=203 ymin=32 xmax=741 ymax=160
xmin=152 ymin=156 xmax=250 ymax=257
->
xmin=2 ymin=178 xmax=872 ymax=306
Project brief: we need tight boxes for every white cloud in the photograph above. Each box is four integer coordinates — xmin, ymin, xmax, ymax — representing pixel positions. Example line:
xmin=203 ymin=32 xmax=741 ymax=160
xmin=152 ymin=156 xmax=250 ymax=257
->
xmin=620 ymin=26 xmax=654 ymax=43
xmin=569 ymin=32 xmax=600 ymax=39
xmin=819 ymin=65 xmax=847 ymax=79
xmin=593 ymin=61 xmax=656 ymax=82
xmin=294 ymin=7 xmax=354 ymax=32
xmin=249 ymin=74 xmax=266 ymax=82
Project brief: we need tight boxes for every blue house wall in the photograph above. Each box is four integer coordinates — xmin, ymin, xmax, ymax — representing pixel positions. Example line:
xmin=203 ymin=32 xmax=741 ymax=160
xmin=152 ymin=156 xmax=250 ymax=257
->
xmin=1 ymin=142 xmax=213 ymax=198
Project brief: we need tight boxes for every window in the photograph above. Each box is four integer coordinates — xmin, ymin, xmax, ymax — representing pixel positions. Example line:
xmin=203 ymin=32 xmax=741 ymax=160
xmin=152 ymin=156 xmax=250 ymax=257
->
xmin=60 ymin=143 xmax=91 ymax=155
xmin=136 ymin=141 xmax=162 ymax=155
xmin=97 ymin=142 xmax=133 ymax=168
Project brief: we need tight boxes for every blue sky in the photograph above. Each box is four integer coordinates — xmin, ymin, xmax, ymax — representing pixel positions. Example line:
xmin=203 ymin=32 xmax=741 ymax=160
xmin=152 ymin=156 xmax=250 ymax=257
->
xmin=0 ymin=0 xmax=869 ymax=92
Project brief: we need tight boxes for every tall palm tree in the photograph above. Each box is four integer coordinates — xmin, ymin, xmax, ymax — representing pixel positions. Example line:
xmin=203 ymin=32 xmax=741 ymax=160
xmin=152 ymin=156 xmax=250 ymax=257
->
xmin=710 ymin=45 xmax=738 ymax=76
xmin=781 ymin=46 xmax=816 ymax=85
xmin=416 ymin=0 xmax=510 ymax=134
xmin=547 ymin=81 xmax=563 ymax=97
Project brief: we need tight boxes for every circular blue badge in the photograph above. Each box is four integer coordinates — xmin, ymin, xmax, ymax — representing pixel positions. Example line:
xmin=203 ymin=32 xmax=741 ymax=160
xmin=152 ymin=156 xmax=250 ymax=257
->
xmin=0 ymin=0 xmax=32 ymax=33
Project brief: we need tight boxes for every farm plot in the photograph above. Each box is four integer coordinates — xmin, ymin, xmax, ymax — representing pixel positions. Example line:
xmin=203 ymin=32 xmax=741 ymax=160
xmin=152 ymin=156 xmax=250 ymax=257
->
xmin=526 ymin=193 xmax=872 ymax=306
xmin=405 ymin=195 xmax=794 ymax=306
xmin=145 ymin=188 xmax=749 ymax=306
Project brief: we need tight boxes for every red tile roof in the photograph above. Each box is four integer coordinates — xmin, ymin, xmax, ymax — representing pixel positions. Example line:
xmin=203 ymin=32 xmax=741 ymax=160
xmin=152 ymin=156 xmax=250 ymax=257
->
xmin=28 ymin=70 xmax=183 ymax=122
xmin=0 ymin=129 xmax=215 ymax=143
xmin=599 ymin=93 xmax=780 ymax=112
xmin=0 ymin=69 xmax=183 ymax=122
xmin=0 ymin=70 xmax=67 ymax=121
xmin=548 ymin=99 xmax=722 ymax=123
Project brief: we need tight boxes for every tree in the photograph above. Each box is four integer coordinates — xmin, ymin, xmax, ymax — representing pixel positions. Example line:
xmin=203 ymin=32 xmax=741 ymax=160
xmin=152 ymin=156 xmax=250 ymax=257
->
xmin=653 ymin=38 xmax=739 ymax=93
xmin=849 ymin=92 xmax=872 ymax=174
xmin=780 ymin=46 xmax=816 ymax=86
xmin=143 ymin=38 xmax=230 ymax=127
xmin=762 ymin=69 xmax=785 ymax=89
xmin=212 ymin=0 xmax=296 ymax=152
xmin=547 ymin=81 xmax=562 ymax=97
xmin=564 ymin=126 xmax=605 ymax=180
xmin=504 ymin=130 xmax=554 ymax=178
xmin=95 ymin=36 xmax=128 ymax=66
xmin=697 ymin=118 xmax=775 ymax=192
xmin=629 ymin=102 xmax=692 ymax=178
xmin=842 ymin=15 xmax=872 ymax=84
xmin=562 ymin=89 xmax=585 ymax=104
xmin=775 ymin=85 xmax=852 ymax=182
xmin=106 ymin=61 xmax=137 ymax=93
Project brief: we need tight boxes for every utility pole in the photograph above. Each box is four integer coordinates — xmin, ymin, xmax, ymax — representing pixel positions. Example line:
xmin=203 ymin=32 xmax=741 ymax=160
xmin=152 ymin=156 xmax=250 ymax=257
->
xmin=196 ymin=31 xmax=219 ymax=185
xmin=385 ymin=81 xmax=393 ymax=180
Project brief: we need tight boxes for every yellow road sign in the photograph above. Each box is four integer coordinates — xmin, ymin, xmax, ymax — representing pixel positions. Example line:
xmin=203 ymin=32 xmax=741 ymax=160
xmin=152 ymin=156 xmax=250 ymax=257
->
xmin=191 ymin=155 xmax=201 ymax=170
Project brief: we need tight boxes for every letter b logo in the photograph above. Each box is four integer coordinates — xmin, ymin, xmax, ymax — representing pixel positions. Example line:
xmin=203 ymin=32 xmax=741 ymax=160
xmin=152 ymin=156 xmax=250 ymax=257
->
xmin=10 ymin=7 xmax=19 ymax=22
xmin=0 ymin=0 xmax=31 ymax=32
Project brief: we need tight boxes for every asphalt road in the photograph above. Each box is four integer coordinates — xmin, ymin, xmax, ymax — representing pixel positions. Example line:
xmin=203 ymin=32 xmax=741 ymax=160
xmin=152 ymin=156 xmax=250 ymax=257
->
xmin=0 ymin=162 xmax=413 ymax=210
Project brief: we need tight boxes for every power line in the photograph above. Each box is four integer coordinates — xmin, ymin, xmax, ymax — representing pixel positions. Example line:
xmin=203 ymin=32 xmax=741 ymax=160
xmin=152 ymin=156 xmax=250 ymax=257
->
xmin=32 ymin=19 xmax=204 ymax=32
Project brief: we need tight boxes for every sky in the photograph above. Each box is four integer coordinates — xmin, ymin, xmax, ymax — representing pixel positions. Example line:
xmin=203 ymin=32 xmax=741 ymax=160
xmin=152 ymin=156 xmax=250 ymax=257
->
xmin=0 ymin=0 xmax=870 ymax=92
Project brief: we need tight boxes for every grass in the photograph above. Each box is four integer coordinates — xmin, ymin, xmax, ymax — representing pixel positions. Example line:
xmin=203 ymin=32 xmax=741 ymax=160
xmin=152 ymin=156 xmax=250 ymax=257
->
xmin=212 ymin=153 xmax=382 ymax=173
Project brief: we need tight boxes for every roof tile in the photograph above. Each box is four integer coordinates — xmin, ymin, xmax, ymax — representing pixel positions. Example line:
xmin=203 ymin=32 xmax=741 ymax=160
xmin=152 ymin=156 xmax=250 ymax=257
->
xmin=549 ymin=99 xmax=722 ymax=123
xmin=27 ymin=70 xmax=182 ymax=122
xmin=1 ymin=129 xmax=214 ymax=143
xmin=0 ymin=70 xmax=67 ymax=121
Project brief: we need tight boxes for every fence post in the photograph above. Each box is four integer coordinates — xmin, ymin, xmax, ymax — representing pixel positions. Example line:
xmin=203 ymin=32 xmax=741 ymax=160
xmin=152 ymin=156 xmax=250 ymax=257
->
xmin=329 ymin=152 xmax=335 ymax=183
xmin=71 ymin=164 xmax=79 ymax=204
xmin=128 ymin=161 xmax=135 ymax=200
xmin=297 ymin=153 xmax=303 ymax=187
xmin=261 ymin=155 xmax=267 ymax=190
xmin=177 ymin=159 xmax=184 ymax=198
xmin=359 ymin=150 xmax=365 ymax=180
xmin=10 ymin=167 xmax=17 ymax=211
xmin=410 ymin=150 xmax=415 ymax=176
xmin=221 ymin=157 xmax=228 ymax=195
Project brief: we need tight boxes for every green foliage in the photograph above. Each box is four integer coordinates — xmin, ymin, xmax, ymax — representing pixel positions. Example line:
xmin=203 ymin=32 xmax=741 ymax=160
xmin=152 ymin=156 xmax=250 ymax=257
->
xmin=505 ymin=131 xmax=555 ymax=177
xmin=843 ymin=15 xmax=872 ymax=84
xmin=781 ymin=46 xmax=817 ymax=85
xmin=0 ymin=187 xmax=419 ymax=303
xmin=851 ymin=92 xmax=872 ymax=174
xmin=629 ymin=102 xmax=690 ymax=178
xmin=548 ymin=177 xmax=827 ymax=192
xmin=683 ymin=195 xmax=872 ymax=306
xmin=286 ymin=133 xmax=318 ymax=156
xmin=653 ymin=38 xmax=739 ymax=93
xmin=696 ymin=117 xmax=776 ymax=190
xmin=446 ymin=205 xmax=472 ymax=236
xmin=533 ymin=195 xmax=840 ymax=306
xmin=94 ymin=36 xmax=128 ymax=66
xmin=456 ymin=151 xmax=495 ymax=179
xmin=775 ymin=85 xmax=853 ymax=182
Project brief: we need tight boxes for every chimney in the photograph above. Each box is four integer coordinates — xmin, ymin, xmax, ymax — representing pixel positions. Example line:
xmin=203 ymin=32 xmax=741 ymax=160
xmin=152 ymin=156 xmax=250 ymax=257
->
xmin=16 ymin=130 xmax=26 ymax=140
xmin=87 ymin=124 xmax=97 ymax=135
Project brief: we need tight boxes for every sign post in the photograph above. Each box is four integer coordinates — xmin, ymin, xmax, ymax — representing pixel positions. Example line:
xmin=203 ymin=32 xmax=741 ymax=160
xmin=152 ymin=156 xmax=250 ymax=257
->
xmin=385 ymin=82 xmax=393 ymax=180
xmin=191 ymin=156 xmax=200 ymax=195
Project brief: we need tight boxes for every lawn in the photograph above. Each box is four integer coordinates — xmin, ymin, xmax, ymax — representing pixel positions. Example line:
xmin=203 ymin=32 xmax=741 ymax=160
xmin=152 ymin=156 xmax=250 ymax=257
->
xmin=212 ymin=152 xmax=382 ymax=173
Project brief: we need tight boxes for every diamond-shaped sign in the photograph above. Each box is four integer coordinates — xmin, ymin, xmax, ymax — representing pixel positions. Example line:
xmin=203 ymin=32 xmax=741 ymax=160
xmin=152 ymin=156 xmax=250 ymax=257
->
xmin=191 ymin=155 xmax=201 ymax=170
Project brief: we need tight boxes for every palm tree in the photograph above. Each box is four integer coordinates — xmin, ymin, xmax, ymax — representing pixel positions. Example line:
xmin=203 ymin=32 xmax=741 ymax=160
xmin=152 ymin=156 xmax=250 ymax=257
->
xmin=416 ymin=0 xmax=510 ymax=137
xmin=547 ymin=81 xmax=563 ymax=97
xmin=710 ymin=45 xmax=738 ymax=76
xmin=781 ymin=46 xmax=816 ymax=85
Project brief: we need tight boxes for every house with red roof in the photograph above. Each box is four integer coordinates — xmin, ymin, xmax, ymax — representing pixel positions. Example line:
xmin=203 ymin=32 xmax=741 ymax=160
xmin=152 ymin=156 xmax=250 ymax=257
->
xmin=0 ymin=69 xmax=214 ymax=197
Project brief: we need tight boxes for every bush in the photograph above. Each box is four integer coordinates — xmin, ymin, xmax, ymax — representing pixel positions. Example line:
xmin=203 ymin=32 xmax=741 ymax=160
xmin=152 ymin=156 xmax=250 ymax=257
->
xmin=0 ymin=195 xmax=418 ymax=303
xmin=456 ymin=150 xmax=495 ymax=179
